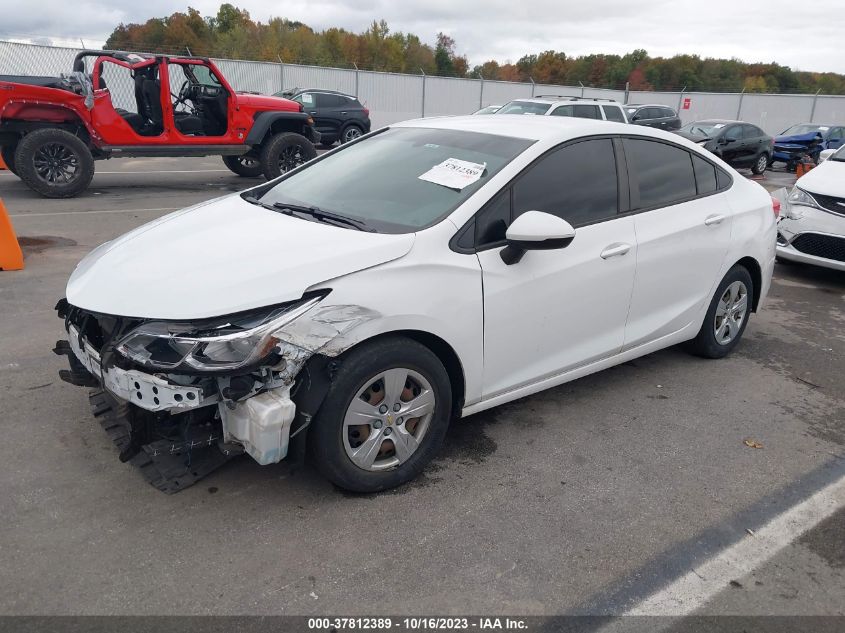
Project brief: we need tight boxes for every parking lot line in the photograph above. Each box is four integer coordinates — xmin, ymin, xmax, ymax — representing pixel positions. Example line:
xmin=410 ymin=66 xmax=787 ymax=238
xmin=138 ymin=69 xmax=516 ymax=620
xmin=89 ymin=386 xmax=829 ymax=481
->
xmin=622 ymin=470 xmax=845 ymax=617
xmin=10 ymin=207 xmax=179 ymax=218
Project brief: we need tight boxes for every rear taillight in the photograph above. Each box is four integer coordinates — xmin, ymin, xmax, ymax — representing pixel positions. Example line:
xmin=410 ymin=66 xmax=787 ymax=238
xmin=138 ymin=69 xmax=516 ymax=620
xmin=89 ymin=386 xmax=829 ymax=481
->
xmin=363 ymin=107 xmax=370 ymax=117
xmin=771 ymin=196 xmax=781 ymax=217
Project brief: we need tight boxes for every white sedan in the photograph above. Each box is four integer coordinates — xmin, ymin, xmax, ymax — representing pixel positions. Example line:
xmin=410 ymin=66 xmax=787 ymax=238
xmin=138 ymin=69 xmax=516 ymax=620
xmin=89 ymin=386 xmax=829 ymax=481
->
xmin=56 ymin=115 xmax=777 ymax=493
xmin=778 ymin=144 xmax=845 ymax=271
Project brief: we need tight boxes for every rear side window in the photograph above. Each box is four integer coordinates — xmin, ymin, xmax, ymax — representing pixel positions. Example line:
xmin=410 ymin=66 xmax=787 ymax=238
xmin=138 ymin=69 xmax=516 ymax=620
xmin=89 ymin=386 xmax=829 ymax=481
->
xmin=603 ymin=106 xmax=626 ymax=123
xmin=625 ymin=138 xmax=697 ymax=209
xmin=512 ymin=138 xmax=617 ymax=227
xmin=661 ymin=107 xmax=677 ymax=118
xmin=692 ymin=154 xmax=717 ymax=195
xmin=550 ymin=104 xmax=600 ymax=119
xmin=316 ymin=93 xmax=346 ymax=107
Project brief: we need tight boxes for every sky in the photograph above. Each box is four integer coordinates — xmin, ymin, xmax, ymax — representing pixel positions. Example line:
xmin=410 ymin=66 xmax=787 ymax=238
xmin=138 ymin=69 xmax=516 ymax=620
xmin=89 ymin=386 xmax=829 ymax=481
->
xmin=1 ymin=0 xmax=843 ymax=74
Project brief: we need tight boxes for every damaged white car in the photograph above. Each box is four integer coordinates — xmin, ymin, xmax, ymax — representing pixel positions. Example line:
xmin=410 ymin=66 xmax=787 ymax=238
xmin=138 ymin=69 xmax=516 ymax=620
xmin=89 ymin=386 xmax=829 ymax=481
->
xmin=56 ymin=116 xmax=776 ymax=493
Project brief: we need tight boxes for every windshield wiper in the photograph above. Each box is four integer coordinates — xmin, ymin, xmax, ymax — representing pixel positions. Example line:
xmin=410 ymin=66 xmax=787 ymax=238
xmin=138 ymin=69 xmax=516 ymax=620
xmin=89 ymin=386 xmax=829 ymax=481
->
xmin=270 ymin=202 xmax=371 ymax=231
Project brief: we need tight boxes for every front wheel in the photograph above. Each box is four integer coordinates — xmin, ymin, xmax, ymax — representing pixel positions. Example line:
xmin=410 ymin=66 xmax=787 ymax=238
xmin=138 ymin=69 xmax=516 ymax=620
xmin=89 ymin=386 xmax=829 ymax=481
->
xmin=309 ymin=337 xmax=452 ymax=493
xmin=259 ymin=132 xmax=317 ymax=180
xmin=14 ymin=128 xmax=94 ymax=198
xmin=751 ymin=152 xmax=768 ymax=175
xmin=687 ymin=265 xmax=754 ymax=359
xmin=222 ymin=154 xmax=263 ymax=177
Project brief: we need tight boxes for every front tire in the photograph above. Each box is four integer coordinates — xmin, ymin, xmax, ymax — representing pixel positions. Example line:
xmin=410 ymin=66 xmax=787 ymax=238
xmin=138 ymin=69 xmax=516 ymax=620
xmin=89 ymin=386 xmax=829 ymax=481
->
xmin=687 ymin=265 xmax=754 ymax=359
xmin=751 ymin=152 xmax=768 ymax=175
xmin=309 ymin=337 xmax=452 ymax=493
xmin=15 ymin=128 xmax=94 ymax=198
xmin=259 ymin=132 xmax=317 ymax=180
xmin=222 ymin=154 xmax=263 ymax=177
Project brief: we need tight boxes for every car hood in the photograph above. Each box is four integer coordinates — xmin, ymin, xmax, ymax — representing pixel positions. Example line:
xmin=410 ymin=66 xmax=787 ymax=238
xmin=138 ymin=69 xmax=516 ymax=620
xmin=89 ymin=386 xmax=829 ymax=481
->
xmin=796 ymin=159 xmax=845 ymax=198
xmin=237 ymin=93 xmax=300 ymax=112
xmin=66 ymin=195 xmax=415 ymax=320
xmin=774 ymin=132 xmax=822 ymax=146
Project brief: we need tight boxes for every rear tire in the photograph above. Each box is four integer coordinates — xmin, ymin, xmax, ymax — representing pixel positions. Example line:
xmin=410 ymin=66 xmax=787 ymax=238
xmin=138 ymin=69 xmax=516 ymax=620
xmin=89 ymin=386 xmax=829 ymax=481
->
xmin=751 ymin=152 xmax=768 ymax=175
xmin=309 ymin=337 xmax=452 ymax=493
xmin=259 ymin=132 xmax=317 ymax=180
xmin=340 ymin=124 xmax=363 ymax=144
xmin=687 ymin=265 xmax=754 ymax=359
xmin=15 ymin=128 xmax=94 ymax=198
xmin=222 ymin=154 xmax=263 ymax=177
xmin=1 ymin=144 xmax=18 ymax=176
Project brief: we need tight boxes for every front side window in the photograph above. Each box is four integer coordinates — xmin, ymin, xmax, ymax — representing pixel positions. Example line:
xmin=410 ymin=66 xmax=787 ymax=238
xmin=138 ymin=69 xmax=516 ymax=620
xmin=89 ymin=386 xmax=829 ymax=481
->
xmin=252 ymin=127 xmax=533 ymax=233
xmin=625 ymin=138 xmax=697 ymax=209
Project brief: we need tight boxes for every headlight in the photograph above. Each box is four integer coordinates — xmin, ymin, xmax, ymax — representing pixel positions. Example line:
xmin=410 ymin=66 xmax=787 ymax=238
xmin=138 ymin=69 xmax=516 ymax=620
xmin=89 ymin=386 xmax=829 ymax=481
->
xmin=116 ymin=295 xmax=323 ymax=372
xmin=785 ymin=186 xmax=820 ymax=219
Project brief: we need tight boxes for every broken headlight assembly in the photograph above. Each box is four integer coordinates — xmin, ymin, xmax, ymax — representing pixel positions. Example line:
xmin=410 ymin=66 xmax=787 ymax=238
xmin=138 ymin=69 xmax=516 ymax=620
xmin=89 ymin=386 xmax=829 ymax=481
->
xmin=115 ymin=294 xmax=324 ymax=373
xmin=785 ymin=187 xmax=820 ymax=219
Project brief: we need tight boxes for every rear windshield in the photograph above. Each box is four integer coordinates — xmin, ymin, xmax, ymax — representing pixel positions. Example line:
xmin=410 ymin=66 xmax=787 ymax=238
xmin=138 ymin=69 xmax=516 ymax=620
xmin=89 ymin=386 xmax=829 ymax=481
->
xmin=250 ymin=127 xmax=534 ymax=233
xmin=497 ymin=101 xmax=551 ymax=115
xmin=680 ymin=122 xmax=728 ymax=138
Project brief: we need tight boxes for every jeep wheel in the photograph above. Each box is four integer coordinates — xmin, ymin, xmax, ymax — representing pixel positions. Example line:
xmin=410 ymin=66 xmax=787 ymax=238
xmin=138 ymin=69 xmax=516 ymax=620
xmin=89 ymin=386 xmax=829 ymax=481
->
xmin=259 ymin=132 xmax=317 ymax=180
xmin=222 ymin=154 xmax=263 ymax=177
xmin=15 ymin=129 xmax=95 ymax=198
xmin=1 ymin=144 xmax=18 ymax=176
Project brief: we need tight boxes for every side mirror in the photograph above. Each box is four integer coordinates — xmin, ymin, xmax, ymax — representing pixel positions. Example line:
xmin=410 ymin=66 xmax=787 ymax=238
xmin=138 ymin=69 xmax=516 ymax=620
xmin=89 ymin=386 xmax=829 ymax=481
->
xmin=500 ymin=211 xmax=576 ymax=265
xmin=631 ymin=114 xmax=641 ymax=122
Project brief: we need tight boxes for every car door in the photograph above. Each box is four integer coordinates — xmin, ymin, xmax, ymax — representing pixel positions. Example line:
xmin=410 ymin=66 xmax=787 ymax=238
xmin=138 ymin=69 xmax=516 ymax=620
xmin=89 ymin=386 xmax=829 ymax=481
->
xmin=720 ymin=125 xmax=745 ymax=164
xmin=314 ymin=93 xmax=348 ymax=140
xmin=827 ymin=127 xmax=845 ymax=149
xmin=621 ymin=138 xmax=733 ymax=349
xmin=296 ymin=92 xmax=331 ymax=137
xmin=475 ymin=138 xmax=637 ymax=398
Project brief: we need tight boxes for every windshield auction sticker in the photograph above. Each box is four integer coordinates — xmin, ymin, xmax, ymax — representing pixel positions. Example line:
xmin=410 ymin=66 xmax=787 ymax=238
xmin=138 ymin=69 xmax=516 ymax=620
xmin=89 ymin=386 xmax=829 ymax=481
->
xmin=419 ymin=158 xmax=487 ymax=190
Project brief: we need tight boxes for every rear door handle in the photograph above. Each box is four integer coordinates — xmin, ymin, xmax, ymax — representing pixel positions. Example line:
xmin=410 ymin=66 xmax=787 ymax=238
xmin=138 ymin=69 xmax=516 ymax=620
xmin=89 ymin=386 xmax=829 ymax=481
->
xmin=704 ymin=214 xmax=726 ymax=226
xmin=600 ymin=243 xmax=632 ymax=259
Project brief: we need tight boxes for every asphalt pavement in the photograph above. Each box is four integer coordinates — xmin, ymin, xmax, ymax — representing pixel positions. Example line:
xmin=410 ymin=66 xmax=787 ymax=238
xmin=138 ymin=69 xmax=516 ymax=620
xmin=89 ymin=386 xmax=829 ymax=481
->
xmin=0 ymin=158 xmax=842 ymax=619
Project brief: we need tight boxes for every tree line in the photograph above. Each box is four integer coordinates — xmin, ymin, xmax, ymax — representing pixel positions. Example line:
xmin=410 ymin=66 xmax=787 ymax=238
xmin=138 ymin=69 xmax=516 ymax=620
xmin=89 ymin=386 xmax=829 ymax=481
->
xmin=104 ymin=4 xmax=845 ymax=95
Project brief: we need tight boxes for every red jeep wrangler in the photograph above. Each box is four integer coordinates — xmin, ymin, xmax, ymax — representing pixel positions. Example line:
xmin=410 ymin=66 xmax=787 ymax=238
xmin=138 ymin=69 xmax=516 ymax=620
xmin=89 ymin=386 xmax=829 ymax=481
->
xmin=0 ymin=50 xmax=319 ymax=197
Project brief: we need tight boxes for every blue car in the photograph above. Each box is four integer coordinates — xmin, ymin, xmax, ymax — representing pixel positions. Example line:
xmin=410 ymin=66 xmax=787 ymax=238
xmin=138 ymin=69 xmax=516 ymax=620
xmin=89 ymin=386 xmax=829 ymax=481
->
xmin=772 ymin=123 xmax=845 ymax=171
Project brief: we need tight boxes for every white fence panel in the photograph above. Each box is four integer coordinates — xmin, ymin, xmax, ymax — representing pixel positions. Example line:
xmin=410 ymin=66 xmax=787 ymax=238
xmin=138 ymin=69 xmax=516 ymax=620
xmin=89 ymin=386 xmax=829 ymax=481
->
xmin=582 ymin=87 xmax=626 ymax=102
xmin=212 ymin=59 xmax=281 ymax=95
xmin=534 ymin=84 xmax=581 ymax=98
xmin=359 ymin=71 xmax=422 ymax=128
xmin=740 ymin=94 xmax=814 ymax=135
xmin=481 ymin=80 xmax=533 ymax=107
xmin=628 ymin=90 xmax=683 ymax=107
xmin=678 ymin=92 xmax=740 ymax=126
xmin=812 ymin=96 xmax=845 ymax=125
xmin=0 ymin=41 xmax=80 ymax=76
xmin=281 ymin=64 xmax=356 ymax=96
xmin=424 ymin=76 xmax=481 ymax=117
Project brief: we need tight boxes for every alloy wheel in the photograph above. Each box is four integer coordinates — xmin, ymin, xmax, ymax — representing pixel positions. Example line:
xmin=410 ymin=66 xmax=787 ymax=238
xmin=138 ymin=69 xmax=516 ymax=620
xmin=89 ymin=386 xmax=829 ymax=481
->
xmin=755 ymin=155 xmax=767 ymax=173
xmin=342 ymin=368 xmax=435 ymax=471
xmin=278 ymin=144 xmax=308 ymax=172
xmin=714 ymin=281 xmax=748 ymax=345
xmin=342 ymin=127 xmax=362 ymax=143
xmin=33 ymin=143 xmax=80 ymax=184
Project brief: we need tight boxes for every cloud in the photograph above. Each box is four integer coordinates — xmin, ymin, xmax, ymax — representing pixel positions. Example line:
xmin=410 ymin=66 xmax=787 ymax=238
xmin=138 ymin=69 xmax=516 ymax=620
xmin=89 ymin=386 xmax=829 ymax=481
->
xmin=1 ymin=0 xmax=843 ymax=74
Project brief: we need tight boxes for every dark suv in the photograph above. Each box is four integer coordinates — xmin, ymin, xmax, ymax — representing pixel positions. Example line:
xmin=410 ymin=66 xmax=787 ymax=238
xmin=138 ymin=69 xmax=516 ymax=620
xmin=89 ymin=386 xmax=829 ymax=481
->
xmin=275 ymin=89 xmax=371 ymax=147
xmin=624 ymin=104 xmax=682 ymax=131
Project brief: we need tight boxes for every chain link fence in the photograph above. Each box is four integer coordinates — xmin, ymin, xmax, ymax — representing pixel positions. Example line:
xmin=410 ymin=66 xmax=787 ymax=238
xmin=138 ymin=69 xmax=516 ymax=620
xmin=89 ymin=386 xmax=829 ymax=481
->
xmin=2 ymin=40 xmax=844 ymax=134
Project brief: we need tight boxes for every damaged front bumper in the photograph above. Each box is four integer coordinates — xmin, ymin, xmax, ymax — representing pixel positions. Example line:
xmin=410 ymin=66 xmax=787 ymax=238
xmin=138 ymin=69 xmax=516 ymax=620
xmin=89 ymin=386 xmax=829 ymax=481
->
xmin=54 ymin=298 xmax=376 ymax=492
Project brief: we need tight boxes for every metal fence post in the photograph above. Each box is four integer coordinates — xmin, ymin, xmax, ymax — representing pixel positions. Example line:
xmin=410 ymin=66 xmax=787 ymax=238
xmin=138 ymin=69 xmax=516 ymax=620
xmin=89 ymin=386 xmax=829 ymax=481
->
xmin=624 ymin=81 xmax=630 ymax=104
xmin=579 ymin=81 xmax=585 ymax=97
xmin=479 ymin=73 xmax=484 ymax=109
xmin=530 ymin=76 xmax=536 ymax=97
xmin=420 ymin=68 xmax=426 ymax=118
xmin=677 ymin=86 xmax=686 ymax=111
xmin=277 ymin=56 xmax=284 ymax=93
xmin=353 ymin=62 xmax=359 ymax=97
xmin=809 ymin=89 xmax=821 ymax=122
xmin=736 ymin=88 xmax=745 ymax=120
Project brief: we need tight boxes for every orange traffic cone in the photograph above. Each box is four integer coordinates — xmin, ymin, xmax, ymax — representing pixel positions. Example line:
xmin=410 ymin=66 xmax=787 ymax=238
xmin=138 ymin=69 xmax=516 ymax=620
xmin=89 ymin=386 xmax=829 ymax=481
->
xmin=0 ymin=199 xmax=24 ymax=270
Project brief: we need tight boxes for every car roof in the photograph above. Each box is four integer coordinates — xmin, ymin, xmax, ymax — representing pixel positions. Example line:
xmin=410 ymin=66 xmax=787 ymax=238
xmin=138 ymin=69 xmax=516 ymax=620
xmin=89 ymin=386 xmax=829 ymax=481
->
xmin=508 ymin=97 xmax=622 ymax=106
xmin=295 ymin=89 xmax=356 ymax=98
xmin=693 ymin=119 xmax=743 ymax=124
xmin=392 ymin=114 xmax=681 ymax=144
xmin=627 ymin=103 xmax=674 ymax=108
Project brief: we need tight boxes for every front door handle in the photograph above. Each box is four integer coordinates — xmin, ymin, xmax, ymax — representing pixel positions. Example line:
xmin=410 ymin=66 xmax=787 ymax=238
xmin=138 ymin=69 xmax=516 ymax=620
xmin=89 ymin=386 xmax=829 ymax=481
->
xmin=600 ymin=243 xmax=632 ymax=259
xmin=705 ymin=214 xmax=726 ymax=226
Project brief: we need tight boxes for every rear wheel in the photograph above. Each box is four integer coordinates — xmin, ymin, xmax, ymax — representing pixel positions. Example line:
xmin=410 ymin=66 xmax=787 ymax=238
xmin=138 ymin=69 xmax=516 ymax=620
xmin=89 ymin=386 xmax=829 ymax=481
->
xmin=340 ymin=124 xmax=363 ymax=144
xmin=687 ymin=265 xmax=754 ymax=359
xmin=259 ymin=132 xmax=317 ymax=180
xmin=222 ymin=155 xmax=263 ymax=177
xmin=751 ymin=152 xmax=768 ymax=175
xmin=15 ymin=128 xmax=94 ymax=198
xmin=1 ymin=144 xmax=18 ymax=176
xmin=309 ymin=337 xmax=452 ymax=493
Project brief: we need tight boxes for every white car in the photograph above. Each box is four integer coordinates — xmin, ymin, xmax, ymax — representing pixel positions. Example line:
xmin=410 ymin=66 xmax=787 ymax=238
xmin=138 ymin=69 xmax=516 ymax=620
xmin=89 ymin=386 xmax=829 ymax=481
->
xmin=56 ymin=115 xmax=777 ymax=493
xmin=496 ymin=97 xmax=628 ymax=123
xmin=778 ymin=144 xmax=845 ymax=271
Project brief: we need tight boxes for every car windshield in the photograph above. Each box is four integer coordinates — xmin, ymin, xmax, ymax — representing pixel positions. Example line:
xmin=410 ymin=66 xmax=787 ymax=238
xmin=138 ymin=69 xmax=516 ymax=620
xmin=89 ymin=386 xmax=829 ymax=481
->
xmin=497 ymin=101 xmax=551 ymax=115
xmin=780 ymin=124 xmax=825 ymax=136
xmin=680 ymin=122 xmax=727 ymax=138
xmin=249 ymin=127 xmax=534 ymax=233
